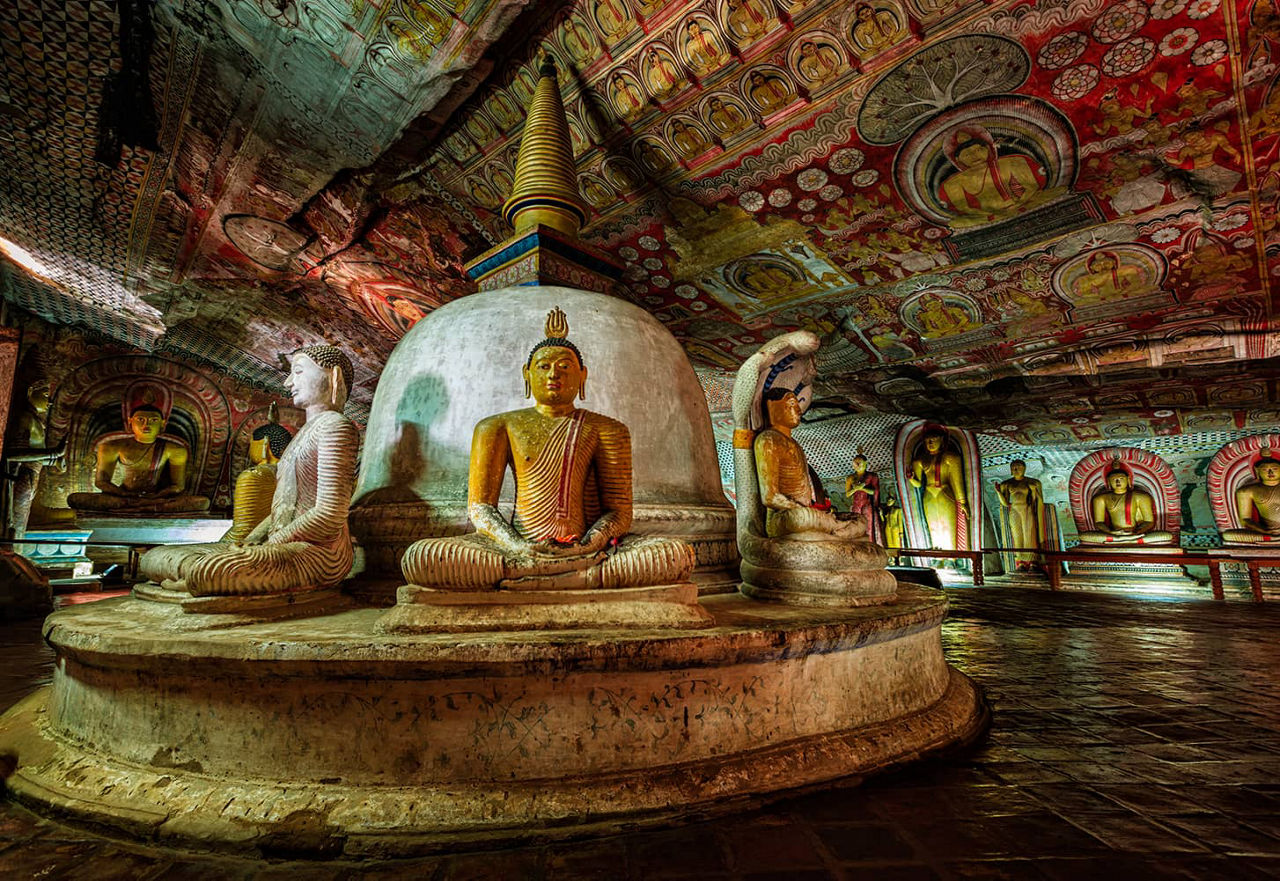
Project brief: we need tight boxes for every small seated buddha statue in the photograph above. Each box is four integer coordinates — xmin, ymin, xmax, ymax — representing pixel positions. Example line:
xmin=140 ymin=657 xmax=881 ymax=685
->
xmin=137 ymin=345 xmax=359 ymax=598
xmin=1222 ymin=450 xmax=1280 ymax=544
xmin=1077 ymin=460 xmax=1175 ymax=546
xmin=399 ymin=308 xmax=696 ymax=593
xmin=755 ymin=388 xmax=867 ymax=542
xmin=222 ymin=403 xmax=292 ymax=543
xmin=67 ymin=380 xmax=210 ymax=515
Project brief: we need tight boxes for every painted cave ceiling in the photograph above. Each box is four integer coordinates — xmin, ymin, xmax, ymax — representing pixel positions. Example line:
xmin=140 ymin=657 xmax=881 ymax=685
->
xmin=2 ymin=0 xmax=1280 ymax=443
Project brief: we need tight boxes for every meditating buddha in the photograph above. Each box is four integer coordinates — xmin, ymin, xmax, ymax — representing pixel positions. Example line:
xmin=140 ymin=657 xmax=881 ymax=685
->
xmin=66 ymin=380 xmax=210 ymax=515
xmin=222 ymin=403 xmax=292 ymax=543
xmin=754 ymin=388 xmax=866 ymax=541
xmin=909 ymin=429 xmax=967 ymax=550
xmin=1222 ymin=450 xmax=1280 ymax=544
xmin=1078 ymin=460 xmax=1174 ymax=546
xmin=138 ymin=345 xmax=359 ymax=597
xmin=399 ymin=308 xmax=696 ymax=592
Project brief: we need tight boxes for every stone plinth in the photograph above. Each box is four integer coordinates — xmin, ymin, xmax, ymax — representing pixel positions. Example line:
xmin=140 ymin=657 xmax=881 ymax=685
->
xmin=0 ymin=587 xmax=986 ymax=857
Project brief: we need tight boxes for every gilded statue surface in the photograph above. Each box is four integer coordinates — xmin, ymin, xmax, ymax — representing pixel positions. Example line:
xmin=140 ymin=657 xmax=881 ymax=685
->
xmin=909 ymin=430 xmax=967 ymax=550
xmin=400 ymin=309 xmax=694 ymax=592
xmin=1077 ymin=463 xmax=1174 ymax=545
xmin=66 ymin=380 xmax=210 ymax=515
xmin=994 ymin=459 xmax=1042 ymax=569
xmin=222 ymin=403 xmax=292 ymax=543
xmin=754 ymin=388 xmax=866 ymax=541
xmin=1223 ymin=453 xmax=1280 ymax=544
xmin=138 ymin=346 xmax=359 ymax=596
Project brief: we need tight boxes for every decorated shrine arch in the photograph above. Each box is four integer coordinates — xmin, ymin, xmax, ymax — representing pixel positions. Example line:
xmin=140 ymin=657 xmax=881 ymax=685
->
xmin=1066 ymin=447 xmax=1181 ymax=539
xmin=46 ymin=356 xmax=233 ymax=501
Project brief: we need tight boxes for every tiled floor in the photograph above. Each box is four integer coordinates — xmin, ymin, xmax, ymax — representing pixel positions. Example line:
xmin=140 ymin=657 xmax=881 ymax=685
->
xmin=3 ymin=587 xmax=1280 ymax=879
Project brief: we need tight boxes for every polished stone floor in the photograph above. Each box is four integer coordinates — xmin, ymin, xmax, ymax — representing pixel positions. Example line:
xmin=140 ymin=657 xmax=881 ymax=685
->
xmin=3 ymin=587 xmax=1280 ymax=879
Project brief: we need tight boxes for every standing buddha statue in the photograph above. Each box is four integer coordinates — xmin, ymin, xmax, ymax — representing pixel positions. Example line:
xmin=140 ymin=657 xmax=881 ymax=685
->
xmin=994 ymin=458 xmax=1043 ymax=570
xmin=909 ymin=428 xmax=967 ymax=549
xmin=1222 ymin=450 xmax=1280 ymax=544
xmin=844 ymin=447 xmax=881 ymax=544
xmin=399 ymin=308 xmax=696 ymax=593
xmin=66 ymin=380 xmax=210 ymax=515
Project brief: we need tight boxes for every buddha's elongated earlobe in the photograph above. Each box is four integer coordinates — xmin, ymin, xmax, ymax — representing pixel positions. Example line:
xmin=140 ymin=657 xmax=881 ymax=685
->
xmin=330 ymin=365 xmax=342 ymax=406
xmin=579 ymin=377 xmax=586 ymax=401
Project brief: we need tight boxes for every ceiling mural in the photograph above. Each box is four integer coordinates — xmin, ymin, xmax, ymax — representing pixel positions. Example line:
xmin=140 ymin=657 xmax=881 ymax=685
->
xmin=0 ymin=0 xmax=1278 ymax=438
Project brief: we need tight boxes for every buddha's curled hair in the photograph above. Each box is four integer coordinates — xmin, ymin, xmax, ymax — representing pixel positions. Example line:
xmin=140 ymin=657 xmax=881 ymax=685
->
xmin=526 ymin=306 xmax=585 ymax=369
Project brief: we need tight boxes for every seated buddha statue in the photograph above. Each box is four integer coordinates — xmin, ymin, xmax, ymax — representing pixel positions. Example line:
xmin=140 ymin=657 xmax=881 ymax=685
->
xmin=399 ymin=308 xmax=696 ymax=593
xmin=66 ymin=380 xmax=210 ymax=515
xmin=1077 ymin=462 xmax=1175 ymax=546
xmin=222 ymin=402 xmax=292 ymax=543
xmin=137 ymin=346 xmax=359 ymax=597
xmin=1222 ymin=451 xmax=1280 ymax=544
xmin=755 ymin=388 xmax=866 ymax=542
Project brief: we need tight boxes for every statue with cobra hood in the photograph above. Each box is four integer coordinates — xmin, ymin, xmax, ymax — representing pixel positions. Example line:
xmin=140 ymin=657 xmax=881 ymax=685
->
xmin=136 ymin=345 xmax=359 ymax=605
xmin=731 ymin=331 xmax=896 ymax=606
xmin=66 ymin=380 xmax=210 ymax=515
xmin=382 ymin=308 xmax=708 ymax=631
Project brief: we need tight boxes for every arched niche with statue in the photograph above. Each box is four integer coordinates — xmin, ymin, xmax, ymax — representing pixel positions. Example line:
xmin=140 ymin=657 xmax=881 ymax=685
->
xmin=1068 ymin=447 xmax=1179 ymax=548
xmin=892 ymin=419 xmax=983 ymax=567
xmin=42 ymin=356 xmax=232 ymax=512
xmin=1206 ymin=434 xmax=1280 ymax=547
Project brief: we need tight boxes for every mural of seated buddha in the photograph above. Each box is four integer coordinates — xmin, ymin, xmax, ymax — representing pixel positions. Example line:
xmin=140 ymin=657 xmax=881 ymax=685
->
xmin=66 ymin=380 xmax=210 ymax=516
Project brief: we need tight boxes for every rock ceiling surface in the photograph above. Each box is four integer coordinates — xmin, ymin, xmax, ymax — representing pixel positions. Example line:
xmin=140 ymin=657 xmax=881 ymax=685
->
xmin=2 ymin=0 xmax=1279 ymax=442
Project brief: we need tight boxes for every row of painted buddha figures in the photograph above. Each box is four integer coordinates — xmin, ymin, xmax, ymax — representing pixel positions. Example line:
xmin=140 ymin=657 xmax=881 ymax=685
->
xmin=845 ymin=437 xmax=1280 ymax=567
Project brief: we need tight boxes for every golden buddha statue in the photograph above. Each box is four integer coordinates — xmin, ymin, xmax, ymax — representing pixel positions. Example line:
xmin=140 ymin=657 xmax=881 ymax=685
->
xmin=1222 ymin=451 xmax=1280 ymax=544
xmin=399 ymin=308 xmax=696 ymax=593
xmin=909 ymin=429 xmax=967 ymax=550
xmin=222 ymin=403 xmax=292 ymax=543
xmin=137 ymin=346 xmax=359 ymax=597
xmin=994 ymin=459 xmax=1043 ymax=570
xmin=1078 ymin=460 xmax=1174 ymax=545
xmin=66 ymin=380 xmax=210 ymax=515
xmin=755 ymin=388 xmax=866 ymax=541
xmin=882 ymin=494 xmax=904 ymax=550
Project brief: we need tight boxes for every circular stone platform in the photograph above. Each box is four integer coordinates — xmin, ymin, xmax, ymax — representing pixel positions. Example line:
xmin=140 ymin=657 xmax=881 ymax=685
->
xmin=0 ymin=587 xmax=987 ymax=858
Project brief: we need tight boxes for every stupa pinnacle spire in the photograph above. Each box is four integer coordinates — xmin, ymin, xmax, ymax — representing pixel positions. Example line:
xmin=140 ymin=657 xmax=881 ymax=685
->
xmin=464 ymin=51 xmax=622 ymax=293
xmin=502 ymin=54 xmax=587 ymax=239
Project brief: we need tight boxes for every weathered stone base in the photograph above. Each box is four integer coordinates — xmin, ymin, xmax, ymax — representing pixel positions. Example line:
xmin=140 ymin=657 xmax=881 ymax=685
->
xmin=379 ymin=582 xmax=713 ymax=632
xmin=132 ymin=581 xmax=349 ymax=628
xmin=0 ymin=587 xmax=987 ymax=858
